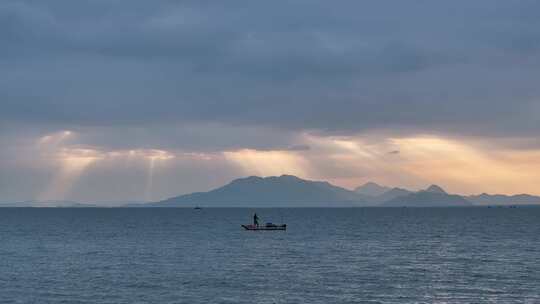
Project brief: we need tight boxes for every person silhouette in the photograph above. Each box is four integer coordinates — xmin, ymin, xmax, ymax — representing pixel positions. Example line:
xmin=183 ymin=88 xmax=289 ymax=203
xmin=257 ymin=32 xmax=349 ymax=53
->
xmin=253 ymin=213 xmax=259 ymax=227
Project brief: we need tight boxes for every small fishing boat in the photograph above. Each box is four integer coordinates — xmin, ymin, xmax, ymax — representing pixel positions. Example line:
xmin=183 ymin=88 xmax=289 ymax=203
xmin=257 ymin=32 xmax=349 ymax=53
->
xmin=242 ymin=223 xmax=287 ymax=231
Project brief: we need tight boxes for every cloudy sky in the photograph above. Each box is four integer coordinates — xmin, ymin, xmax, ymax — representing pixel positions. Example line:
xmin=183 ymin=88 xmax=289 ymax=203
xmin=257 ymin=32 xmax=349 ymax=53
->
xmin=2 ymin=0 xmax=540 ymax=202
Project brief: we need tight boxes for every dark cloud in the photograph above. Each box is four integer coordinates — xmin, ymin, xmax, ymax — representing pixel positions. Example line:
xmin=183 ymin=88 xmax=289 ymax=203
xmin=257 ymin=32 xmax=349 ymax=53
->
xmin=68 ymin=124 xmax=304 ymax=152
xmin=1 ymin=0 xmax=539 ymax=140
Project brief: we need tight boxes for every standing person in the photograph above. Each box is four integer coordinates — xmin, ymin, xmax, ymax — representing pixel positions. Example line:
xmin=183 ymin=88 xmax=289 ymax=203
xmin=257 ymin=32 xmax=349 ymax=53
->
xmin=253 ymin=213 xmax=259 ymax=227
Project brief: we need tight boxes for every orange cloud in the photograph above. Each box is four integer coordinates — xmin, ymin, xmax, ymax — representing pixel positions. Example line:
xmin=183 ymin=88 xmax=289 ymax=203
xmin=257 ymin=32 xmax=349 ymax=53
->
xmin=33 ymin=130 xmax=540 ymax=200
xmin=278 ymin=133 xmax=540 ymax=195
xmin=223 ymin=149 xmax=309 ymax=178
xmin=391 ymin=136 xmax=540 ymax=195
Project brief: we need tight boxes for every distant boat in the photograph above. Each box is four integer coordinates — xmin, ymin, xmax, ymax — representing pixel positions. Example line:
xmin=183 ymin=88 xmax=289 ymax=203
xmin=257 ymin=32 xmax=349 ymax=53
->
xmin=242 ymin=223 xmax=286 ymax=231
xmin=194 ymin=206 xmax=202 ymax=210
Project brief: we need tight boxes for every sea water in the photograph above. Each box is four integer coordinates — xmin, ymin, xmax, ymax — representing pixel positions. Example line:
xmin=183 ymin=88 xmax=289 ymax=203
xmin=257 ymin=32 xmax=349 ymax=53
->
xmin=1 ymin=207 xmax=539 ymax=303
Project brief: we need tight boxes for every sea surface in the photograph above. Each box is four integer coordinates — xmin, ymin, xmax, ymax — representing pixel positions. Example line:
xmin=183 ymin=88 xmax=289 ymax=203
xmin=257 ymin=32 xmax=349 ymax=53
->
xmin=1 ymin=207 xmax=540 ymax=303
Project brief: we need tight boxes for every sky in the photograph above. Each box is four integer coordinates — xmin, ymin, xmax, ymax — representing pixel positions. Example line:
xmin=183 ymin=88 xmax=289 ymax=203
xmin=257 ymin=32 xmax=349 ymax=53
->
xmin=1 ymin=0 xmax=540 ymax=202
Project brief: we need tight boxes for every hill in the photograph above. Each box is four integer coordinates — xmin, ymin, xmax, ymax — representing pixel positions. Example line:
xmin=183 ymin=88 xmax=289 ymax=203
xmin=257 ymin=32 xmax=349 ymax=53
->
xmin=374 ymin=187 xmax=413 ymax=203
xmin=467 ymin=193 xmax=540 ymax=206
xmin=151 ymin=175 xmax=370 ymax=207
xmin=354 ymin=182 xmax=391 ymax=196
xmin=382 ymin=185 xmax=472 ymax=207
xmin=425 ymin=184 xmax=447 ymax=194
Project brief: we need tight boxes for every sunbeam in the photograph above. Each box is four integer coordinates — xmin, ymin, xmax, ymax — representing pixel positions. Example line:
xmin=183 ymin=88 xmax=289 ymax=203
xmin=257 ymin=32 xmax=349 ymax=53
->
xmin=144 ymin=150 xmax=175 ymax=202
xmin=223 ymin=149 xmax=308 ymax=178
xmin=39 ymin=148 xmax=102 ymax=201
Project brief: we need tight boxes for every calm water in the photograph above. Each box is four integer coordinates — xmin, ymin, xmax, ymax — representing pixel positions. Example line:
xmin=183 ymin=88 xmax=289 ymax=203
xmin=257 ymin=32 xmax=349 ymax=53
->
xmin=1 ymin=207 xmax=540 ymax=303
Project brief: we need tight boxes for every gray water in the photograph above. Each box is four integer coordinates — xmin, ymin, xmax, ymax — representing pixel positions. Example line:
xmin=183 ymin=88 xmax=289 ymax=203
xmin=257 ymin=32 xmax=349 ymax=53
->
xmin=1 ymin=207 xmax=540 ymax=303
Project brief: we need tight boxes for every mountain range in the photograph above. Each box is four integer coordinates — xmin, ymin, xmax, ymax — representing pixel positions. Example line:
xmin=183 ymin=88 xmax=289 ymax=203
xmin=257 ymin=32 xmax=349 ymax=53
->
xmin=466 ymin=194 xmax=540 ymax=206
xmin=148 ymin=175 xmax=540 ymax=207
xmin=151 ymin=175 xmax=370 ymax=207
xmin=354 ymin=182 xmax=390 ymax=196
xmin=381 ymin=185 xmax=472 ymax=207
xmin=2 ymin=175 xmax=538 ymax=207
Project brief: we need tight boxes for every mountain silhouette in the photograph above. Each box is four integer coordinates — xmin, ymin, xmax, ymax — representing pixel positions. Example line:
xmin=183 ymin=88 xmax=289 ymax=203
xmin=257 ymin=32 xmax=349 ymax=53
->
xmin=138 ymin=176 xmax=540 ymax=208
xmin=151 ymin=175 xmax=370 ymax=207
xmin=467 ymin=193 xmax=540 ymax=206
xmin=425 ymin=185 xmax=447 ymax=194
xmin=382 ymin=185 xmax=472 ymax=207
xmin=374 ymin=187 xmax=413 ymax=202
xmin=354 ymin=182 xmax=391 ymax=196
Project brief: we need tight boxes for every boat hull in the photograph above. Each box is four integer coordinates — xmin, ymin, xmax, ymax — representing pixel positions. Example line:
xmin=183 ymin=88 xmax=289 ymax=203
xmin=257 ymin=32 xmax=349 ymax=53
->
xmin=242 ymin=224 xmax=286 ymax=231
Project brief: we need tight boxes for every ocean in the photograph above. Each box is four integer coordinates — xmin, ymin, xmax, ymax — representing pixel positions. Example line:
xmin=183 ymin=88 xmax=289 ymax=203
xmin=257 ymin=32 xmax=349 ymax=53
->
xmin=1 ymin=207 xmax=539 ymax=303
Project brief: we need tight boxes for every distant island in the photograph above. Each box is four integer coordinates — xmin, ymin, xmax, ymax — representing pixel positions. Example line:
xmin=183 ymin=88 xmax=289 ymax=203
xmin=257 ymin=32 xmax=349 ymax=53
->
xmin=150 ymin=175 xmax=370 ymax=207
xmin=144 ymin=175 xmax=540 ymax=208
xmin=3 ymin=175 xmax=539 ymax=208
xmin=381 ymin=185 xmax=471 ymax=207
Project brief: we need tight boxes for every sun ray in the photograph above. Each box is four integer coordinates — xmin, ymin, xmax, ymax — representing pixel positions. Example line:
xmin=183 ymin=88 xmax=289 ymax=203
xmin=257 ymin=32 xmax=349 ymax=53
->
xmin=39 ymin=148 xmax=102 ymax=201
xmin=223 ymin=149 xmax=308 ymax=177
xmin=143 ymin=149 xmax=175 ymax=202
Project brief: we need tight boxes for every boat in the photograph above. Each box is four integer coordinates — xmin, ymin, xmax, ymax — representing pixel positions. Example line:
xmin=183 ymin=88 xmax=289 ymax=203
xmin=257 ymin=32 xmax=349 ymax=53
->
xmin=242 ymin=223 xmax=287 ymax=231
